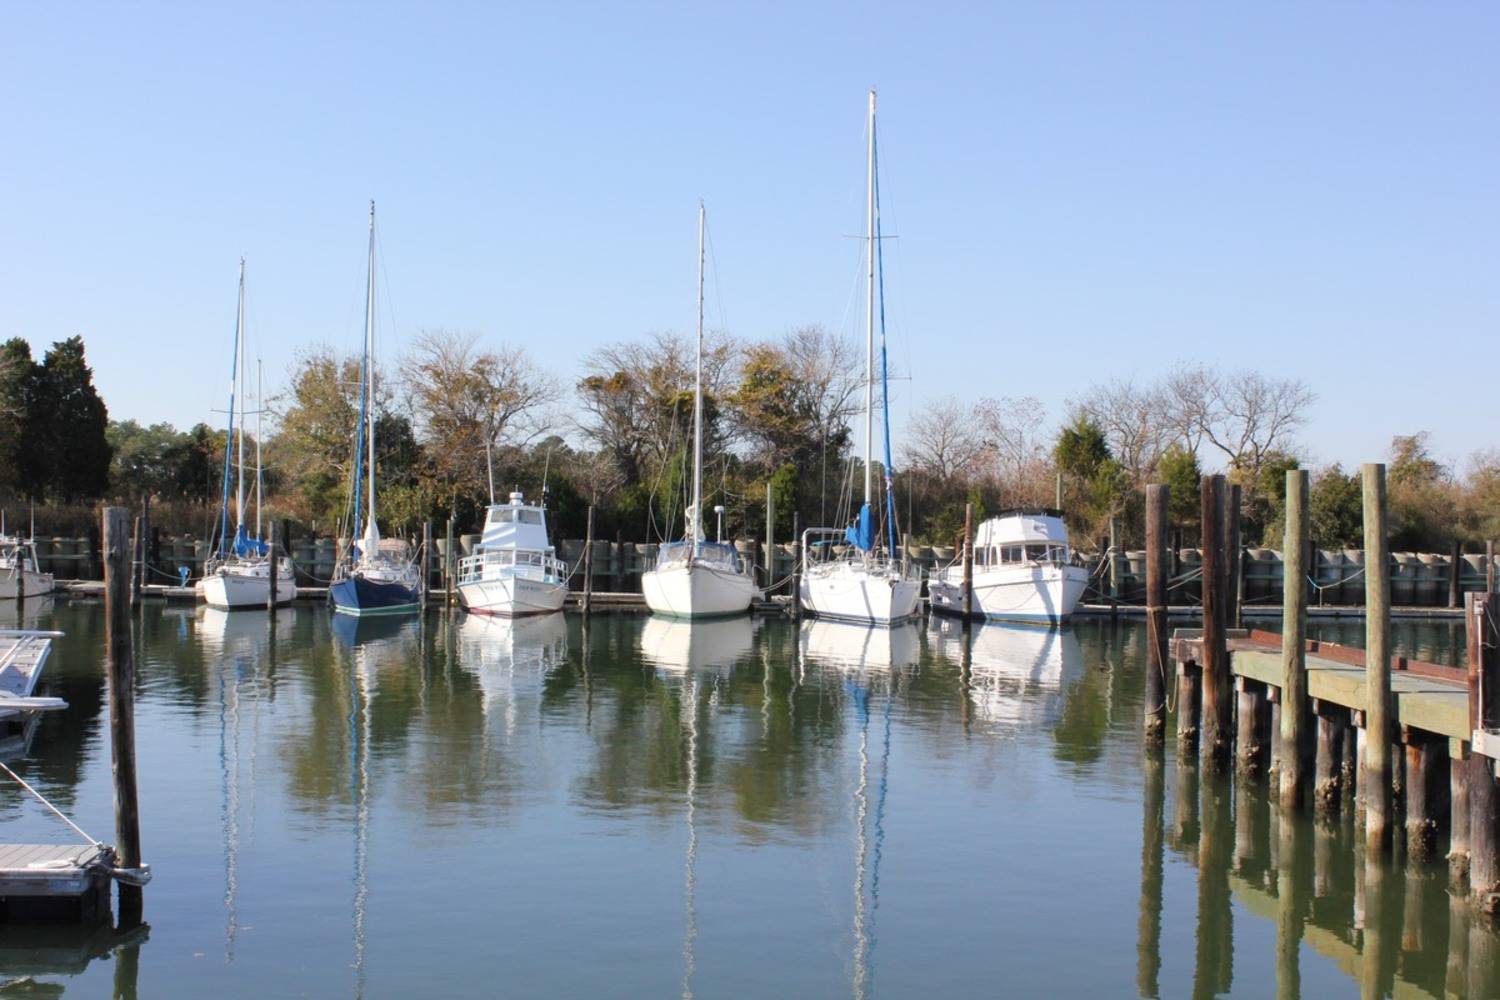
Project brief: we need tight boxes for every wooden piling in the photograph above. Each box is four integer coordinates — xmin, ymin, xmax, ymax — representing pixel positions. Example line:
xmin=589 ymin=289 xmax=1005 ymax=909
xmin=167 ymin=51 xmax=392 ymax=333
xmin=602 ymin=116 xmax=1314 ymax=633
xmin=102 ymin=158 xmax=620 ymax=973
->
xmin=791 ymin=512 xmax=802 ymax=620
xmin=1235 ymin=678 xmax=1269 ymax=777
xmin=444 ymin=517 xmax=455 ymax=606
xmin=1200 ymin=475 xmax=1231 ymax=771
xmin=130 ymin=515 xmax=143 ymax=606
xmin=1451 ymin=749 xmax=1471 ymax=887
xmin=1489 ymin=540 xmax=1496 ymax=594
xmin=420 ymin=521 xmax=431 ymax=610
xmin=1144 ymin=485 xmax=1168 ymax=745
xmin=1223 ymin=483 xmax=1242 ymax=629
xmin=1314 ymin=702 xmax=1347 ymax=816
xmin=1279 ymin=470 xmax=1312 ymax=811
xmin=103 ymin=507 xmax=144 ymax=926
xmin=267 ymin=521 xmax=279 ymax=610
xmin=140 ymin=495 xmax=151 ymax=596
xmin=1108 ymin=516 xmax=1120 ymax=616
xmin=765 ymin=484 xmax=774 ymax=594
xmin=1403 ymin=731 xmax=1446 ymax=862
xmin=1450 ymin=539 xmax=1463 ymax=609
xmin=582 ymin=505 xmax=594 ymax=616
xmin=613 ymin=530 xmax=625 ymax=593
xmin=961 ymin=502 xmax=974 ymax=623
xmin=1468 ymin=592 xmax=1500 ymax=903
xmin=1362 ymin=463 xmax=1392 ymax=852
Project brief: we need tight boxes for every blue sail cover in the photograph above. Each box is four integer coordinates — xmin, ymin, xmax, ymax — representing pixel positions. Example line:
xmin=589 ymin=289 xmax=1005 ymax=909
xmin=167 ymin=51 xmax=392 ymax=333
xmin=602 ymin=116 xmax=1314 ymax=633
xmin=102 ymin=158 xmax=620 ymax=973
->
xmin=845 ymin=502 xmax=875 ymax=552
xmin=232 ymin=524 xmax=269 ymax=558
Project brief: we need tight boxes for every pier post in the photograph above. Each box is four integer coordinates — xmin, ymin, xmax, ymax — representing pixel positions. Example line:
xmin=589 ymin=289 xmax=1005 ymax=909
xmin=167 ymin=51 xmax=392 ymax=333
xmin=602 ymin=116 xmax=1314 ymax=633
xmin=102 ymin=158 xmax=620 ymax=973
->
xmin=1451 ymin=747 xmax=1471 ymax=886
xmin=1450 ymin=539 xmax=1463 ymax=609
xmin=582 ymin=505 xmax=594 ymax=616
xmin=791 ymin=512 xmax=802 ymax=620
xmin=962 ymin=503 xmax=974 ymax=624
xmin=1108 ymin=517 xmax=1120 ymax=617
xmin=130 ymin=514 xmax=143 ymax=606
xmin=1177 ymin=661 xmax=1201 ymax=758
xmin=140 ymin=495 xmax=151 ymax=596
xmin=445 ymin=517 xmax=455 ymax=607
xmin=1403 ymin=729 xmax=1447 ymax=862
xmin=1489 ymin=540 xmax=1496 ymax=594
xmin=1235 ymin=678 xmax=1269 ymax=777
xmin=1280 ymin=470 xmax=1312 ymax=810
xmin=267 ymin=521 xmax=279 ymax=610
xmin=1144 ymin=485 xmax=1168 ymax=745
xmin=765 ymin=484 xmax=774 ymax=594
xmin=1363 ymin=463 xmax=1393 ymax=852
xmin=103 ymin=507 xmax=144 ymax=926
xmin=1200 ymin=474 xmax=1231 ymax=771
xmin=1223 ymin=483 xmax=1242 ymax=630
xmin=614 ymin=529 xmax=625 ymax=593
xmin=1314 ymin=702 xmax=1347 ymax=816
xmin=1467 ymin=592 xmax=1500 ymax=903
xmin=420 ymin=521 xmax=431 ymax=610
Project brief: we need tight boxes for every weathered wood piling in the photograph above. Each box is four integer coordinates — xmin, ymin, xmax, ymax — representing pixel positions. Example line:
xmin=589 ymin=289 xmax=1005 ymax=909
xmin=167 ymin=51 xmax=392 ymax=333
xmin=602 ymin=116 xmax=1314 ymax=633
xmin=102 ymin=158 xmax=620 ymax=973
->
xmin=961 ymin=503 xmax=974 ymax=624
xmin=1362 ymin=463 xmax=1393 ymax=853
xmin=1279 ymin=470 xmax=1311 ymax=811
xmin=1143 ymin=485 xmax=1167 ymax=745
xmin=1200 ymin=475 xmax=1231 ymax=771
xmin=103 ymin=508 xmax=144 ymax=927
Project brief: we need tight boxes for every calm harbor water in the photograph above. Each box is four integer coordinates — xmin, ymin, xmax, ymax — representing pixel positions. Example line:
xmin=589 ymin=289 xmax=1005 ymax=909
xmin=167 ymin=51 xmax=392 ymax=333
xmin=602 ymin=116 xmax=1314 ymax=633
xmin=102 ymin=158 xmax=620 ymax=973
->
xmin=0 ymin=599 xmax=1493 ymax=997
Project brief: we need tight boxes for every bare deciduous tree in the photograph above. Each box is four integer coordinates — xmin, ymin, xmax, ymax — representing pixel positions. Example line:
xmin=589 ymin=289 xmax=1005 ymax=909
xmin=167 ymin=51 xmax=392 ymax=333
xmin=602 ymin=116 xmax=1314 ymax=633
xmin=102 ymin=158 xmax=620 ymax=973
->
xmin=1069 ymin=378 xmax=1174 ymax=487
xmin=902 ymin=396 xmax=984 ymax=482
xmin=1164 ymin=363 xmax=1314 ymax=478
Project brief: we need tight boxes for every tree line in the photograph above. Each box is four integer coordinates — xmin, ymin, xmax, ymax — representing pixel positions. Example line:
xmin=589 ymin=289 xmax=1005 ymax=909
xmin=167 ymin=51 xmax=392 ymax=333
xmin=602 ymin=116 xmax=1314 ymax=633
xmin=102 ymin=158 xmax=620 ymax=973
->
xmin=2 ymin=332 xmax=1494 ymax=555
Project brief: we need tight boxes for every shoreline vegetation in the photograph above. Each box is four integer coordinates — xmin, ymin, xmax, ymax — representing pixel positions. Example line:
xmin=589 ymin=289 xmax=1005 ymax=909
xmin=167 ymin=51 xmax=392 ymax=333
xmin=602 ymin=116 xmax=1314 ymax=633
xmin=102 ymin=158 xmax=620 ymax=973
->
xmin=2 ymin=331 xmax=1496 ymax=554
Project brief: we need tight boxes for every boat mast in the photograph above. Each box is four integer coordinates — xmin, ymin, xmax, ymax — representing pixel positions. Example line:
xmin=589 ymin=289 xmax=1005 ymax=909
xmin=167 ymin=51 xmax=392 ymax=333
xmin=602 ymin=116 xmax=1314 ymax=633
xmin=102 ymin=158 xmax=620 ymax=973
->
xmin=255 ymin=358 xmax=264 ymax=542
xmin=691 ymin=202 xmax=705 ymax=554
xmin=235 ymin=258 xmax=247 ymax=535
xmin=364 ymin=201 xmax=377 ymax=543
xmin=863 ymin=90 xmax=876 ymax=510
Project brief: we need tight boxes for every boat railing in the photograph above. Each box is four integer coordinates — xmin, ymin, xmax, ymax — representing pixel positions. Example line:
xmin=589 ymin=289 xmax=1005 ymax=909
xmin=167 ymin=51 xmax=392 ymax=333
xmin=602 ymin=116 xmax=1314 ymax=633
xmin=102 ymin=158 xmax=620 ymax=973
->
xmin=458 ymin=549 xmax=567 ymax=582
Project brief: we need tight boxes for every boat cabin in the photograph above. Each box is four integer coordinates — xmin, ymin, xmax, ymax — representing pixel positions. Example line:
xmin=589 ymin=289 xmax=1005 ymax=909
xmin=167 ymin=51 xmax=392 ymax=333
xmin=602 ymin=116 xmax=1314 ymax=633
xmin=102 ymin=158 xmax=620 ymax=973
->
xmin=0 ymin=535 xmax=41 ymax=574
xmin=972 ymin=509 xmax=1072 ymax=569
xmin=479 ymin=492 xmax=553 ymax=555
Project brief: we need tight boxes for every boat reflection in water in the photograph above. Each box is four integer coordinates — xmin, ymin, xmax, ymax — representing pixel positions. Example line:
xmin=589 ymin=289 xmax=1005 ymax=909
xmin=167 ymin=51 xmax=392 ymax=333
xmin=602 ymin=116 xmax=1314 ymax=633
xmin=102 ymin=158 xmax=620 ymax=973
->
xmin=797 ymin=618 xmax=920 ymax=673
xmin=329 ymin=611 xmax=421 ymax=659
xmin=455 ymin=612 xmax=568 ymax=727
xmin=930 ymin=616 xmax=1083 ymax=727
xmin=639 ymin=615 xmax=755 ymax=675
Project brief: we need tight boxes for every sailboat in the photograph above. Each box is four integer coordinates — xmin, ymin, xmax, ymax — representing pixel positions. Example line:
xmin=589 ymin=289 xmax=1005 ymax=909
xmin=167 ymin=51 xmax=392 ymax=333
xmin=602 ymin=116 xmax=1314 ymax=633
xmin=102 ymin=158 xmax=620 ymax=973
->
xmin=641 ymin=203 xmax=759 ymax=618
xmin=799 ymin=90 xmax=921 ymax=625
xmin=329 ymin=202 xmax=421 ymax=617
xmin=201 ymin=259 xmax=295 ymax=610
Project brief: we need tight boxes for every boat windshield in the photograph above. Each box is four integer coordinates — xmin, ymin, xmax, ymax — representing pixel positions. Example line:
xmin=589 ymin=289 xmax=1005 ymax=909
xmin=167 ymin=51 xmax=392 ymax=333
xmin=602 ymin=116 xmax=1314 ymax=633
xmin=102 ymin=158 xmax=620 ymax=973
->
xmin=657 ymin=540 xmax=741 ymax=572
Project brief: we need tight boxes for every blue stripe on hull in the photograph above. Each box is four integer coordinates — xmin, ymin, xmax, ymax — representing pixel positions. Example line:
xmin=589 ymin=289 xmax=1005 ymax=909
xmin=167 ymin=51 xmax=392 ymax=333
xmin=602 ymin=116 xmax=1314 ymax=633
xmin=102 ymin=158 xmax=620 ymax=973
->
xmin=330 ymin=576 xmax=419 ymax=617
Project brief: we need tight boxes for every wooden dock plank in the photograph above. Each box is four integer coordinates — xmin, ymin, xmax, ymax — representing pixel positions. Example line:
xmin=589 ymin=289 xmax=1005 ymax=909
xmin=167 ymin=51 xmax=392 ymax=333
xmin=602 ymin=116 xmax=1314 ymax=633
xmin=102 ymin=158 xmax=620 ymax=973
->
xmin=1232 ymin=648 xmax=1469 ymax=741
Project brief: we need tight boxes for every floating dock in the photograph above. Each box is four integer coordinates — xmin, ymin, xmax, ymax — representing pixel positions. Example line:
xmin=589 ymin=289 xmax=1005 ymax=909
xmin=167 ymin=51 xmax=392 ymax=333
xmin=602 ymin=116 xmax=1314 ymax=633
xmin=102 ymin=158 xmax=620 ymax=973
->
xmin=0 ymin=843 xmax=114 ymax=922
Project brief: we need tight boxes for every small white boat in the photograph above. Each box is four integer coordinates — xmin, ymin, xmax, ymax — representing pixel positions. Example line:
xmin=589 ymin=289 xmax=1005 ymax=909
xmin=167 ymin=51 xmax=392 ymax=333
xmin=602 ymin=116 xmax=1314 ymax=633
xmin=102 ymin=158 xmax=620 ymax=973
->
xmin=0 ymin=629 xmax=68 ymax=759
xmin=457 ymin=492 xmax=569 ymax=617
xmin=927 ymin=509 xmax=1090 ymax=625
xmin=799 ymin=90 xmax=920 ymax=627
xmin=641 ymin=203 xmax=757 ymax=619
xmin=201 ymin=259 xmax=296 ymax=610
xmin=0 ymin=534 xmax=53 ymax=600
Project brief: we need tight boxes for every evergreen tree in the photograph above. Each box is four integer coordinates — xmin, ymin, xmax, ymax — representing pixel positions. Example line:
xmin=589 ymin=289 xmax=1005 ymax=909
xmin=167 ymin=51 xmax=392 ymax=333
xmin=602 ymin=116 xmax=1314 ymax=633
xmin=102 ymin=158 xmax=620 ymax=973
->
xmin=35 ymin=337 xmax=111 ymax=500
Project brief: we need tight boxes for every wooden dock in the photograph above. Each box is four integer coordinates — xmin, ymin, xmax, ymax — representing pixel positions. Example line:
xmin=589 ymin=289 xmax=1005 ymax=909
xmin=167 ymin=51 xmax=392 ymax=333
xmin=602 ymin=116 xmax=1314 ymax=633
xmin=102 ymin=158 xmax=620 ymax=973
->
xmin=0 ymin=844 xmax=113 ymax=922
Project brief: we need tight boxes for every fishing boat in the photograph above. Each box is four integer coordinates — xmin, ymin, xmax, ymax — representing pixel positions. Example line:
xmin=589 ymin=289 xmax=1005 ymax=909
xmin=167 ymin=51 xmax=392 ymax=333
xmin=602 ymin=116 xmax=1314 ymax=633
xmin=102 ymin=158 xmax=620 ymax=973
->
xmin=927 ymin=509 xmax=1090 ymax=624
xmin=641 ymin=204 xmax=759 ymax=619
xmin=201 ymin=260 xmax=296 ymax=610
xmin=456 ymin=491 xmax=568 ymax=616
xmin=799 ymin=90 xmax=920 ymax=626
xmin=0 ymin=629 xmax=68 ymax=760
xmin=0 ymin=524 xmax=53 ymax=601
xmin=329 ymin=203 xmax=421 ymax=617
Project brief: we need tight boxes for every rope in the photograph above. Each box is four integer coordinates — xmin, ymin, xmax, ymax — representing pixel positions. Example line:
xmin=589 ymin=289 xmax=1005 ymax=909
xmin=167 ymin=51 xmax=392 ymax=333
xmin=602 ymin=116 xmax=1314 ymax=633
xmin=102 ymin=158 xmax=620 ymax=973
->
xmin=0 ymin=758 xmax=101 ymax=846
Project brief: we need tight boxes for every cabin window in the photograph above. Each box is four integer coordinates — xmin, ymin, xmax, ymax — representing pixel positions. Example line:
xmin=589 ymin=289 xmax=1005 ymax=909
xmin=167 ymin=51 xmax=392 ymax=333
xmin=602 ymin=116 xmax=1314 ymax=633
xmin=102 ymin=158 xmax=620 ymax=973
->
xmin=1003 ymin=545 xmax=1022 ymax=563
xmin=517 ymin=509 xmax=543 ymax=525
xmin=487 ymin=509 xmax=515 ymax=526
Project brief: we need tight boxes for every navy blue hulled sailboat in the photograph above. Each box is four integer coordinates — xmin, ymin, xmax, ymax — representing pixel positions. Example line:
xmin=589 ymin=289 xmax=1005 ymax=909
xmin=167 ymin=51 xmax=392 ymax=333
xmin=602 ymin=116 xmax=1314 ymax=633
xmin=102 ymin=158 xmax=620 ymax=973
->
xmin=329 ymin=202 xmax=421 ymax=617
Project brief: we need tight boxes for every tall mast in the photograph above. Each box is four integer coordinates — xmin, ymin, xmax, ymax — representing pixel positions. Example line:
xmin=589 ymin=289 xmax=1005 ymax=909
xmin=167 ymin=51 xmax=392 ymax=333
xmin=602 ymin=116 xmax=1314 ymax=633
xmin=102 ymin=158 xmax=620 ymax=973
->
xmin=364 ymin=201 xmax=377 ymax=541
xmin=255 ymin=358 xmax=263 ymax=540
xmin=863 ymin=89 xmax=876 ymax=507
xmin=235 ymin=258 xmax=247 ymax=532
xmin=691 ymin=202 xmax=705 ymax=552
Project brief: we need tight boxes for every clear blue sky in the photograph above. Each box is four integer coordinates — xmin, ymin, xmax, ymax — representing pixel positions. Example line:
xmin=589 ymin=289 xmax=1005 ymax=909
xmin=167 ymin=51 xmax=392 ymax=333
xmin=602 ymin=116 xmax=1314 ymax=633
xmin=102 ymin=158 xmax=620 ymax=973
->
xmin=3 ymin=3 xmax=1496 ymax=472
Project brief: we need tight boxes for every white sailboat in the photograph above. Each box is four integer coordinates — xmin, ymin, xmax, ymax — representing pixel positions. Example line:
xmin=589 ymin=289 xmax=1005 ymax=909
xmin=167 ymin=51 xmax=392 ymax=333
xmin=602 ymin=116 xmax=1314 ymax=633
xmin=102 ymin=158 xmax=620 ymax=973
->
xmin=641 ymin=203 xmax=759 ymax=618
xmin=201 ymin=259 xmax=295 ymax=610
xmin=330 ymin=202 xmax=421 ymax=617
xmin=800 ymin=90 xmax=920 ymax=626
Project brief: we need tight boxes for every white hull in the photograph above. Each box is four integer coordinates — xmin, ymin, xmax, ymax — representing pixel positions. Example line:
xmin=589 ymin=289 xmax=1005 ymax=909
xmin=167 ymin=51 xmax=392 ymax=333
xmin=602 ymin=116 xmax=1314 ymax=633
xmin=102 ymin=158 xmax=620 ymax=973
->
xmin=799 ymin=561 xmax=920 ymax=625
xmin=642 ymin=562 xmax=757 ymax=618
xmin=928 ymin=564 xmax=1088 ymax=624
xmin=0 ymin=570 xmax=53 ymax=599
xmin=201 ymin=564 xmax=297 ymax=610
xmin=458 ymin=575 xmax=568 ymax=617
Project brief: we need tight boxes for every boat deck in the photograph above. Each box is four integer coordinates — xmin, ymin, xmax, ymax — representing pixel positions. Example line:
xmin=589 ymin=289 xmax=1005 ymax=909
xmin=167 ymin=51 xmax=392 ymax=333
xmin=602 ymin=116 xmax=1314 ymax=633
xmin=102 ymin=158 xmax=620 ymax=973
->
xmin=0 ymin=630 xmax=60 ymax=721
